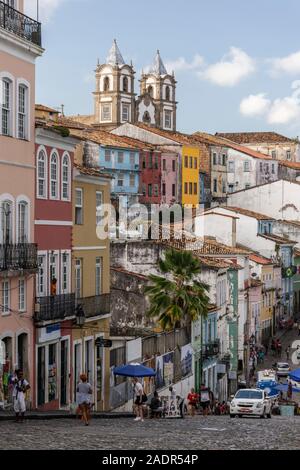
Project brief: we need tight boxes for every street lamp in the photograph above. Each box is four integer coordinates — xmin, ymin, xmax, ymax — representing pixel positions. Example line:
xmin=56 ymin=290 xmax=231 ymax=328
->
xmin=76 ymin=304 xmax=85 ymax=327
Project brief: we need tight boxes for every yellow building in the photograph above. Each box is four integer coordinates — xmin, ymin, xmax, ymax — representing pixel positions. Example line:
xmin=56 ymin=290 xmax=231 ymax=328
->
xmin=72 ymin=162 xmax=112 ymax=411
xmin=181 ymin=144 xmax=200 ymax=206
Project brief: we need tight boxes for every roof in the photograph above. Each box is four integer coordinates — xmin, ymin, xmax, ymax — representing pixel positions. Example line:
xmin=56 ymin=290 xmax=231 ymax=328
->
xmin=197 ymin=256 xmax=242 ymax=270
xmin=278 ymin=160 xmax=300 ymax=170
xmin=149 ymin=50 xmax=168 ymax=76
xmin=193 ymin=131 xmax=272 ymax=160
xmin=203 ymin=211 xmax=240 ymax=220
xmin=111 ymin=267 xmax=148 ymax=280
xmin=223 ymin=206 xmax=275 ymax=221
xmin=259 ymin=233 xmax=297 ymax=245
xmin=68 ymin=128 xmax=153 ymax=150
xmin=215 ymin=132 xmax=295 ymax=144
xmin=57 ymin=116 xmax=92 ymax=130
xmin=106 ymin=39 xmax=125 ymax=66
xmin=74 ymin=163 xmax=112 ymax=179
xmin=134 ymin=124 xmax=200 ymax=147
xmin=35 ymin=104 xmax=59 ymax=114
xmin=249 ymin=253 xmax=272 ymax=265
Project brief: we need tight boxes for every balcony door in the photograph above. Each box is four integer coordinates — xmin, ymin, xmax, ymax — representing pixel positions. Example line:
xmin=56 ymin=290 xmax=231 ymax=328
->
xmin=1 ymin=201 xmax=12 ymax=244
xmin=60 ymin=340 xmax=68 ymax=407
xmin=17 ymin=333 xmax=28 ymax=376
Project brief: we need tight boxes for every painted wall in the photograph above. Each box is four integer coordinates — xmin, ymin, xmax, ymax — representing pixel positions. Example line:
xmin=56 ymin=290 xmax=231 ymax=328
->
xmin=181 ymin=145 xmax=200 ymax=206
xmin=99 ymin=146 xmax=139 ymax=196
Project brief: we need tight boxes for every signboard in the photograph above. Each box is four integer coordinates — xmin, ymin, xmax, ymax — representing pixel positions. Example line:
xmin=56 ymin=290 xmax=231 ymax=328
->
xmin=39 ymin=324 xmax=61 ymax=344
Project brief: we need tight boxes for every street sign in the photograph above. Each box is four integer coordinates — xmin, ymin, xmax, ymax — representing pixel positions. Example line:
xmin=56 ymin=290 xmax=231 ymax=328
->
xmin=95 ymin=338 xmax=112 ymax=348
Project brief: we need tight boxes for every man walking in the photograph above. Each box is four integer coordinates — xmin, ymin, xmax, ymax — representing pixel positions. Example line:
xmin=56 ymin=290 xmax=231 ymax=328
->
xmin=286 ymin=345 xmax=291 ymax=361
xmin=132 ymin=378 xmax=144 ymax=422
xmin=12 ymin=370 xmax=30 ymax=423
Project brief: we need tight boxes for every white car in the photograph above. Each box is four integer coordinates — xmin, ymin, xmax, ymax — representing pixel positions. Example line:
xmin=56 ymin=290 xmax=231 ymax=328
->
xmin=274 ymin=362 xmax=291 ymax=377
xmin=230 ymin=389 xmax=272 ymax=419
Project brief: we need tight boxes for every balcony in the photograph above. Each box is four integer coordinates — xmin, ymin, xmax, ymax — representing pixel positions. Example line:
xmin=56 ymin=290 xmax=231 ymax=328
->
xmin=35 ymin=294 xmax=76 ymax=323
xmin=0 ymin=243 xmax=38 ymax=274
xmin=202 ymin=339 xmax=220 ymax=358
xmin=77 ymin=294 xmax=111 ymax=319
xmin=0 ymin=1 xmax=42 ymax=47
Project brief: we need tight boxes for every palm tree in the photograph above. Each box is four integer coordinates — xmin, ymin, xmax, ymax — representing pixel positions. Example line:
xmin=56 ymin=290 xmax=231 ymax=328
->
xmin=144 ymin=249 xmax=210 ymax=330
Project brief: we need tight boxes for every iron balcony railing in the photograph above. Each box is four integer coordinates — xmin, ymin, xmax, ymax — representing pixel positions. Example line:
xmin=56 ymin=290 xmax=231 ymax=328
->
xmin=202 ymin=339 xmax=220 ymax=358
xmin=0 ymin=0 xmax=42 ymax=47
xmin=35 ymin=293 xmax=76 ymax=322
xmin=77 ymin=294 xmax=111 ymax=319
xmin=0 ymin=243 xmax=38 ymax=272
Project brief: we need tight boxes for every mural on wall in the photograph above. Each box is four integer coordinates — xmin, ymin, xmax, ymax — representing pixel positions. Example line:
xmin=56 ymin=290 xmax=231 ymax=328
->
xmin=181 ymin=344 xmax=193 ymax=377
xmin=163 ymin=353 xmax=174 ymax=386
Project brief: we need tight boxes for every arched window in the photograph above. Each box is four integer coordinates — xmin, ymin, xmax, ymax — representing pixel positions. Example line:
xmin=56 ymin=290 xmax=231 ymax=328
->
xmin=104 ymin=76 xmax=110 ymax=92
xmin=37 ymin=149 xmax=47 ymax=198
xmin=123 ymin=76 xmax=128 ymax=92
xmin=1 ymin=78 xmax=13 ymax=136
xmin=143 ymin=111 xmax=151 ymax=124
xmin=62 ymin=154 xmax=70 ymax=200
xmin=50 ymin=152 xmax=59 ymax=199
xmin=17 ymin=201 xmax=28 ymax=243
xmin=147 ymin=86 xmax=153 ymax=98
xmin=165 ymin=86 xmax=170 ymax=101
xmin=1 ymin=200 xmax=13 ymax=244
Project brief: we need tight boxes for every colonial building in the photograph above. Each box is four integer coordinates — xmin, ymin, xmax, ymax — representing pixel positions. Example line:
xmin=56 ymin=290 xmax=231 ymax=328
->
xmin=0 ymin=0 xmax=43 ymax=409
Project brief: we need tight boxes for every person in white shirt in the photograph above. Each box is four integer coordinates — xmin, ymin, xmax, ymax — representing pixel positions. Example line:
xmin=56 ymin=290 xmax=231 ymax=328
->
xmin=132 ymin=378 xmax=144 ymax=422
xmin=12 ymin=369 xmax=30 ymax=422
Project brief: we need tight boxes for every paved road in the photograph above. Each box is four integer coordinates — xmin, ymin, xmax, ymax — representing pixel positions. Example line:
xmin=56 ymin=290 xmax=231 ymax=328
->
xmin=1 ymin=415 xmax=300 ymax=450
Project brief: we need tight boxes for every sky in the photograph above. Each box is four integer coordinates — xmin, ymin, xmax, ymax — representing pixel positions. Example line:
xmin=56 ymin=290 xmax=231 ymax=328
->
xmin=25 ymin=0 xmax=300 ymax=136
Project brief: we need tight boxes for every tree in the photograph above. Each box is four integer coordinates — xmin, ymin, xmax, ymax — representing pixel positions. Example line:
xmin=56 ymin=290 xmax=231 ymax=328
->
xmin=144 ymin=249 xmax=210 ymax=330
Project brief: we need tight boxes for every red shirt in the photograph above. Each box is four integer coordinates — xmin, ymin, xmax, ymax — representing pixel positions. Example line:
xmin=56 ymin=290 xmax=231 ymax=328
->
xmin=187 ymin=393 xmax=199 ymax=405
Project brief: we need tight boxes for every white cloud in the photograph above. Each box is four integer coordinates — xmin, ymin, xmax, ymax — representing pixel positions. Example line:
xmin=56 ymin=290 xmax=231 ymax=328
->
xmin=271 ymin=50 xmax=300 ymax=75
xmin=164 ymin=55 xmax=204 ymax=73
xmin=240 ymin=93 xmax=271 ymax=117
xmin=25 ymin=0 xmax=66 ymax=24
xmin=200 ymin=47 xmax=255 ymax=87
xmin=239 ymin=81 xmax=300 ymax=125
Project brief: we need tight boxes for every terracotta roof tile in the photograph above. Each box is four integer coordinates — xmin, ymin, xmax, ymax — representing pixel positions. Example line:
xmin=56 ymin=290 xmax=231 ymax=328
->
xmin=134 ymin=124 xmax=199 ymax=146
xmin=259 ymin=233 xmax=297 ymax=245
xmin=215 ymin=132 xmax=295 ymax=144
xmin=69 ymin=128 xmax=154 ymax=150
xmin=74 ymin=163 xmax=112 ymax=179
xmin=278 ymin=161 xmax=300 ymax=170
xmin=35 ymin=104 xmax=59 ymax=113
xmin=224 ymin=206 xmax=275 ymax=220
xmin=249 ymin=253 xmax=272 ymax=265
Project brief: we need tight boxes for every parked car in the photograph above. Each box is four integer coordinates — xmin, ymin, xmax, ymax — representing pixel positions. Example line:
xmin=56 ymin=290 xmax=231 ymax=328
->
xmin=273 ymin=362 xmax=291 ymax=377
xmin=230 ymin=388 xmax=272 ymax=419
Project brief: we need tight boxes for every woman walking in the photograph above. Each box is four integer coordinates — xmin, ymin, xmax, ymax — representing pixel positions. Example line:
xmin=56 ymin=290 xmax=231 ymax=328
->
xmin=76 ymin=374 xmax=93 ymax=426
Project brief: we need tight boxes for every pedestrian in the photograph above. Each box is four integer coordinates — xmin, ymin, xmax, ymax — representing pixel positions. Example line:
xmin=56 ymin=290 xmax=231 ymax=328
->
xmin=76 ymin=373 xmax=93 ymax=426
xmin=187 ymin=388 xmax=198 ymax=417
xmin=298 ymin=323 xmax=300 ymax=336
xmin=287 ymin=380 xmax=293 ymax=400
xmin=200 ymin=384 xmax=211 ymax=417
xmin=286 ymin=345 xmax=291 ymax=361
xmin=11 ymin=369 xmax=30 ymax=423
xmin=176 ymin=394 xmax=185 ymax=419
xmin=149 ymin=391 xmax=162 ymax=419
xmin=132 ymin=377 xmax=145 ymax=422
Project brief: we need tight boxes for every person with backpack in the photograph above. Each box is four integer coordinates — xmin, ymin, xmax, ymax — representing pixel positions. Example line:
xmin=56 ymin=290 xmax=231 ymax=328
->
xmin=11 ymin=369 xmax=30 ymax=423
xmin=132 ymin=377 xmax=146 ymax=422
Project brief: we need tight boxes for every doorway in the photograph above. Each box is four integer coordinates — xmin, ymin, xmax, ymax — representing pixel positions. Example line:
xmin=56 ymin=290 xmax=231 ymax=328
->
xmin=60 ymin=340 xmax=68 ymax=407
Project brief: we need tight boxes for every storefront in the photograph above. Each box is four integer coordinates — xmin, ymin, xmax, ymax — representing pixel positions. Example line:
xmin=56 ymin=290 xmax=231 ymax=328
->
xmin=36 ymin=322 xmax=72 ymax=411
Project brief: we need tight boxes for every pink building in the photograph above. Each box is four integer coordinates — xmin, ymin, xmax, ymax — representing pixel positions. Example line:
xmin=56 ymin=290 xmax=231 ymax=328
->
xmin=0 ymin=0 xmax=43 ymax=408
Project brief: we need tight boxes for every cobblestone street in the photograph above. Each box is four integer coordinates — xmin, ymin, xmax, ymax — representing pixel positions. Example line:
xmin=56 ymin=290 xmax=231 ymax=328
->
xmin=1 ymin=415 xmax=300 ymax=450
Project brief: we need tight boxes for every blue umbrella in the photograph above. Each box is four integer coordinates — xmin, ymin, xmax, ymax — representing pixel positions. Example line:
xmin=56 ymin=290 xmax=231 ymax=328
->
xmin=288 ymin=368 xmax=300 ymax=382
xmin=113 ymin=363 xmax=156 ymax=377
xmin=275 ymin=384 xmax=300 ymax=393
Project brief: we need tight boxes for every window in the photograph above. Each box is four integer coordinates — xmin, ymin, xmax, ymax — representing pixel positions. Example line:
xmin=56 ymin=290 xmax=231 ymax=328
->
xmin=271 ymin=150 xmax=276 ymax=159
xmin=96 ymin=191 xmax=103 ymax=225
xmin=18 ymin=84 xmax=27 ymax=139
xmin=143 ymin=111 xmax=151 ymax=123
xmin=75 ymin=188 xmax=83 ymax=225
xmin=228 ymin=161 xmax=234 ymax=172
xmin=118 ymin=152 xmax=124 ymax=164
xmin=18 ymin=279 xmax=26 ymax=312
xmin=1 ymin=200 xmax=12 ymax=243
xmin=165 ymin=86 xmax=170 ymax=101
xmin=222 ymin=181 xmax=226 ymax=193
xmin=260 ymin=162 xmax=263 ymax=172
xmin=218 ymin=155 xmax=222 ymax=165
xmin=105 ymin=150 xmax=111 ymax=162
xmin=50 ymin=152 xmax=59 ymax=199
xmin=194 ymin=183 xmax=197 ymax=195
xmin=194 ymin=157 xmax=197 ymax=169
xmin=123 ymin=76 xmax=128 ymax=92
xmin=272 ymin=164 xmax=275 ymax=174
xmin=101 ymin=104 xmax=111 ymax=121
xmin=142 ymin=156 xmax=146 ymax=168
xmin=189 ymin=182 xmax=193 ymax=195
xmin=222 ymin=154 xmax=226 ymax=166
xmin=245 ymin=183 xmax=250 ymax=189
xmin=2 ymin=280 xmax=10 ymax=314
xmin=17 ymin=201 xmax=28 ymax=243
xmin=61 ymin=252 xmax=69 ymax=294
xmin=95 ymin=257 xmax=102 ymax=296
xmin=117 ymin=174 xmax=124 ymax=187
xmin=185 ymin=156 xmax=188 ymax=168
xmin=213 ymin=179 xmax=217 ymax=193
xmin=148 ymin=154 xmax=152 ymax=169
xmin=37 ymin=150 xmax=47 ymax=198
xmin=154 ymin=155 xmax=159 ymax=169
xmin=62 ymin=154 xmax=70 ymax=200
xmin=130 ymin=152 xmax=135 ymax=166
xmin=1 ymin=78 xmax=12 ymax=136
xmin=184 ymin=182 xmax=188 ymax=194
xmin=286 ymin=150 xmax=291 ymax=160
xmin=75 ymin=259 xmax=82 ymax=299
xmin=228 ymin=184 xmax=234 ymax=193
xmin=172 ymin=184 xmax=175 ymax=197
xmin=129 ymin=174 xmax=135 ymax=187
xmin=142 ymin=184 xmax=146 ymax=196
xmin=148 ymin=184 xmax=152 ymax=197
xmin=213 ymin=153 xmax=217 ymax=165
xmin=189 ymin=156 xmax=193 ymax=168
xmin=103 ymin=76 xmax=110 ymax=92
xmin=164 ymin=110 xmax=172 ymax=129
xmin=172 ymin=160 xmax=176 ymax=172
xmin=37 ymin=255 xmax=46 ymax=296
xmin=162 ymin=159 xmax=166 ymax=170
xmin=264 ymin=163 xmax=269 ymax=173
xmin=154 ymin=184 xmax=159 ymax=197
xmin=244 ymin=161 xmax=250 ymax=172
xmin=122 ymin=104 xmax=129 ymax=122
xmin=162 ymin=183 xmax=166 ymax=196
